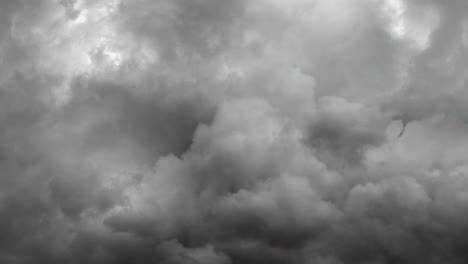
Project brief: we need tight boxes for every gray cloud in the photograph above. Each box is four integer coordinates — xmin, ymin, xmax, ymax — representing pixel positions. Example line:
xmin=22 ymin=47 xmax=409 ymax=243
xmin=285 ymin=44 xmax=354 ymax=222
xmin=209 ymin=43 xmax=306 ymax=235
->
xmin=1 ymin=0 xmax=468 ymax=264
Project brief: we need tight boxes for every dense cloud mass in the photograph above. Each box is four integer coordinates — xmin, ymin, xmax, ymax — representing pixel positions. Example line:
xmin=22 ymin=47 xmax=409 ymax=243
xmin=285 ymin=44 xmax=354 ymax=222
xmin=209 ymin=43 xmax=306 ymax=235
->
xmin=1 ymin=0 xmax=468 ymax=263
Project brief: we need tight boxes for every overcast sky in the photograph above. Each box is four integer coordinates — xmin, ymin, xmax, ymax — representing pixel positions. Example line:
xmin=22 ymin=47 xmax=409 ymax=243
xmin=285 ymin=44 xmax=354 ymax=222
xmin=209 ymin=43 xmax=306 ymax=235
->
xmin=1 ymin=0 xmax=468 ymax=263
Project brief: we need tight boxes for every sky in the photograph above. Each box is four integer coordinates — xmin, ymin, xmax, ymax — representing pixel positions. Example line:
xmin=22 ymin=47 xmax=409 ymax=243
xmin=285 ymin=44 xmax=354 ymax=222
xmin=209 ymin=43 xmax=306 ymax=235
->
xmin=0 ymin=0 xmax=468 ymax=263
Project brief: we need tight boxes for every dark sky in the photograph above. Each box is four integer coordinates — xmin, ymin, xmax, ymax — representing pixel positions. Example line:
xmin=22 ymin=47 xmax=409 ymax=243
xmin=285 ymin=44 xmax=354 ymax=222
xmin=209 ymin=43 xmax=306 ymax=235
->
xmin=1 ymin=0 xmax=468 ymax=263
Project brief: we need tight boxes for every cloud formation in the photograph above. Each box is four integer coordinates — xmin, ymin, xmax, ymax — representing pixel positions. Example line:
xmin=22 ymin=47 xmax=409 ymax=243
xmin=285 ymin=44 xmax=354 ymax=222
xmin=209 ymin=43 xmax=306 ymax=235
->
xmin=1 ymin=0 xmax=468 ymax=263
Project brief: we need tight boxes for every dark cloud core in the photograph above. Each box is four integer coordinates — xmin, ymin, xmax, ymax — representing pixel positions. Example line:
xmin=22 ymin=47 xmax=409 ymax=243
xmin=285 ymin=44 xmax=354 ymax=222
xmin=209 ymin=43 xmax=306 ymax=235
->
xmin=1 ymin=0 xmax=468 ymax=263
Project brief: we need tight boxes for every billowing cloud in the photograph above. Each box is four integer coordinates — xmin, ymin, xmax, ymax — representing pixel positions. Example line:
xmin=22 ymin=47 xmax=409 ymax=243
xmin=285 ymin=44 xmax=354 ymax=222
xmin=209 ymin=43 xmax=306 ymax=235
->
xmin=1 ymin=0 xmax=468 ymax=263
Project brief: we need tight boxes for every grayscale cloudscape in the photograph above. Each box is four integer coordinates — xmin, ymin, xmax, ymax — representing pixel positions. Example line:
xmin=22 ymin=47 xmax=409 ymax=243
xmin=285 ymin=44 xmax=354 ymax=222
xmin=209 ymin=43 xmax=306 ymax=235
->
xmin=1 ymin=0 xmax=468 ymax=263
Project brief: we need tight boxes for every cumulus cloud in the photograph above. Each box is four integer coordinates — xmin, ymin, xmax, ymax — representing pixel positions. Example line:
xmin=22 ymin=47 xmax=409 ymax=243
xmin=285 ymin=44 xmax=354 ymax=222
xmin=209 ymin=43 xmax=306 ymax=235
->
xmin=1 ymin=0 xmax=468 ymax=263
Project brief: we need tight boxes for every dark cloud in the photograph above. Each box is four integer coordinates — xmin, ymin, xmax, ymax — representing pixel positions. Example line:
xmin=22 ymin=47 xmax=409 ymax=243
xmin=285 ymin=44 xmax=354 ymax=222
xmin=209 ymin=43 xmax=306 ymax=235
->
xmin=1 ymin=0 xmax=468 ymax=264
xmin=306 ymin=97 xmax=388 ymax=168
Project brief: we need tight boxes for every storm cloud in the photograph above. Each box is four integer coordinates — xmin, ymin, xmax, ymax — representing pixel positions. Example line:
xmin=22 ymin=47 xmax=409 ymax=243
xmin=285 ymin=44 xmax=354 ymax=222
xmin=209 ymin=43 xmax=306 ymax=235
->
xmin=1 ymin=0 xmax=468 ymax=263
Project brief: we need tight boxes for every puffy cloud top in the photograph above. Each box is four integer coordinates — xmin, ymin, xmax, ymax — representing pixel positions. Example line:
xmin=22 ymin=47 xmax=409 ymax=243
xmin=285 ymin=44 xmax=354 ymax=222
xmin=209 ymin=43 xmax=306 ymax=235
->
xmin=1 ymin=0 xmax=468 ymax=263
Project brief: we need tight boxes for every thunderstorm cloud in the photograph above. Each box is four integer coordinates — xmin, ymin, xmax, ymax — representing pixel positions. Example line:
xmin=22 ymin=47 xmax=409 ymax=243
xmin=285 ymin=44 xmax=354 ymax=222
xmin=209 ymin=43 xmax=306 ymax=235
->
xmin=1 ymin=0 xmax=468 ymax=263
